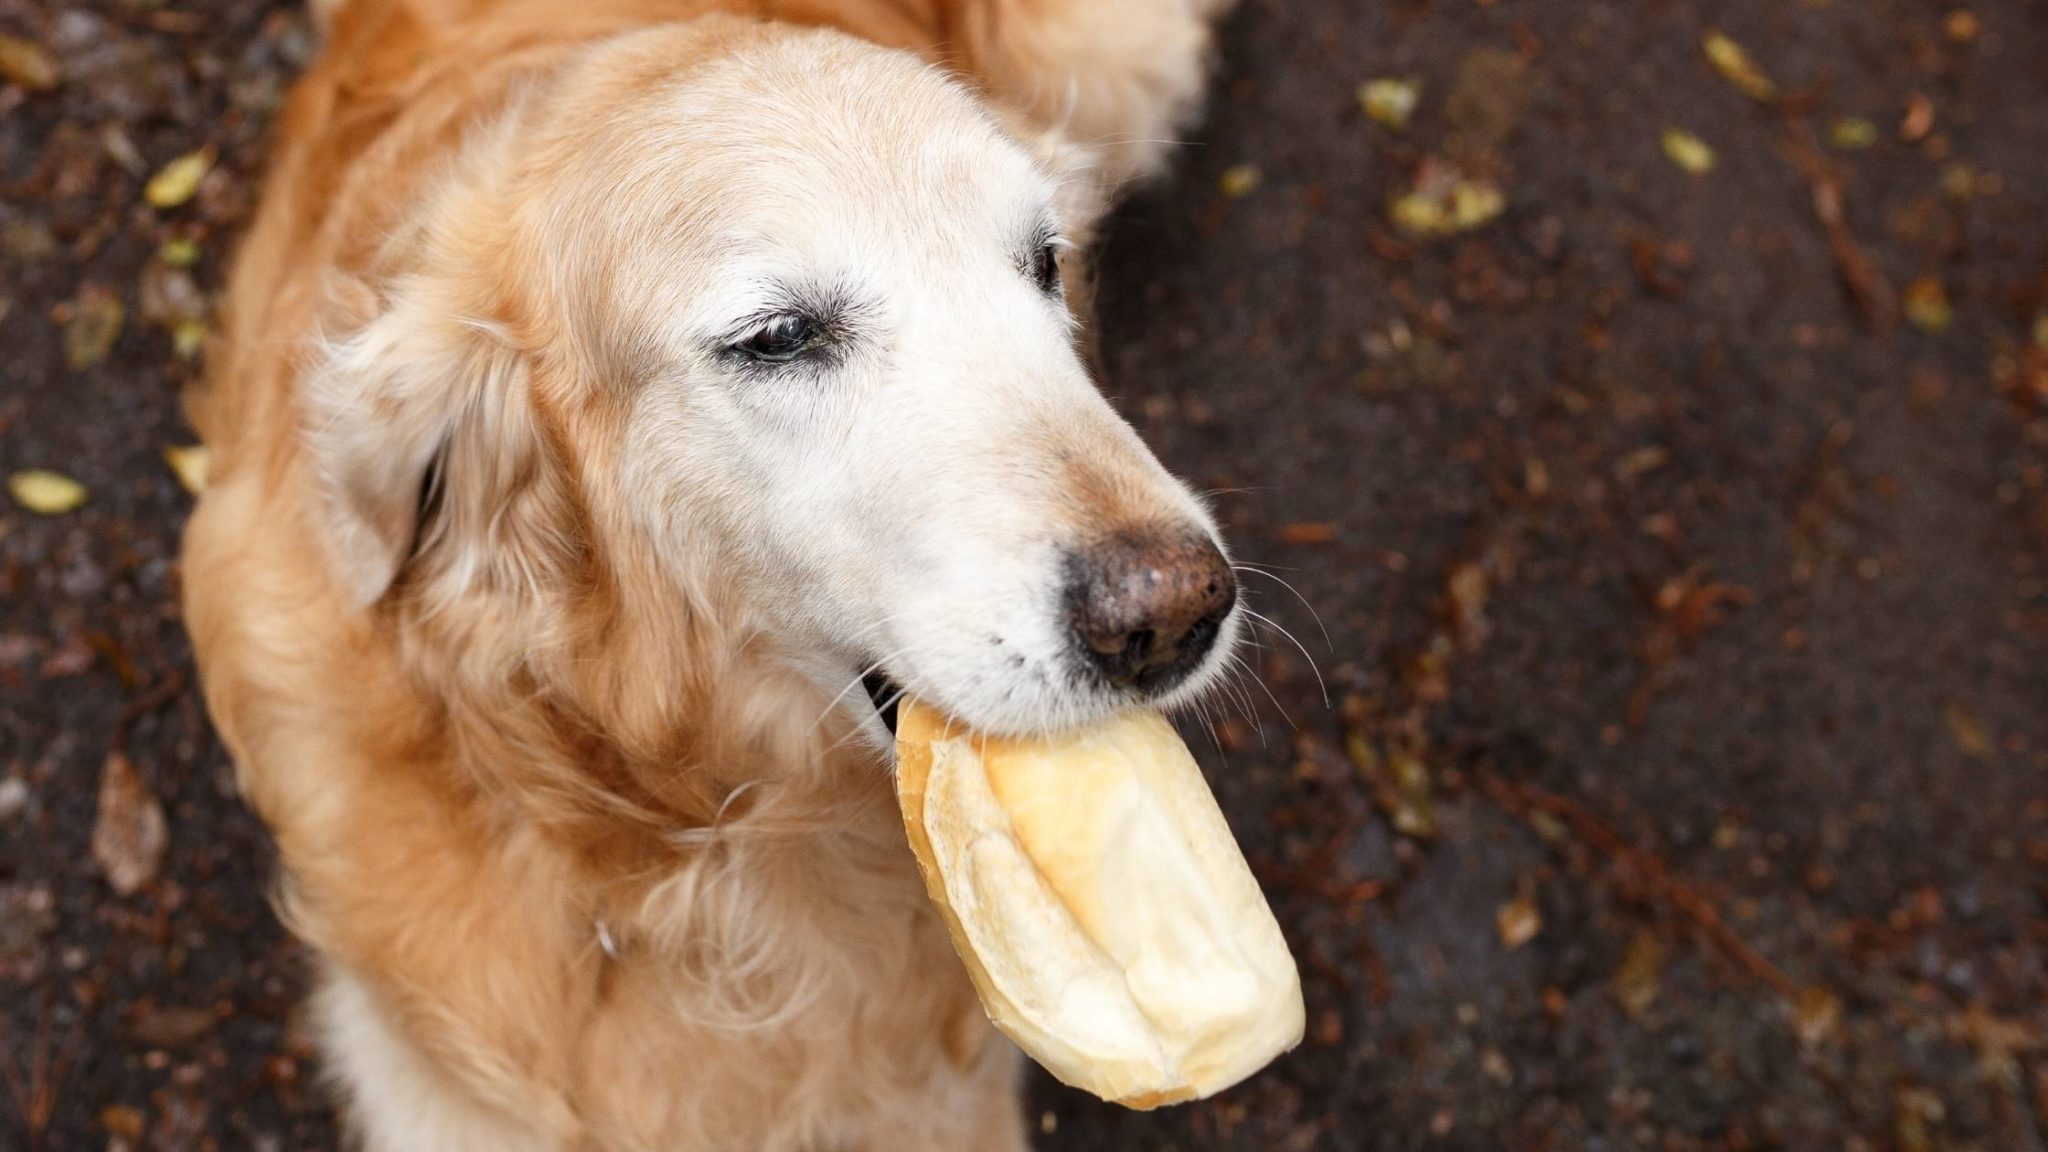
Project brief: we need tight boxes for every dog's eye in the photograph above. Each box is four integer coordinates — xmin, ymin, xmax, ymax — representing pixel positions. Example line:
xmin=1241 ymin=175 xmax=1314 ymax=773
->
xmin=1029 ymin=241 xmax=1061 ymax=296
xmin=732 ymin=314 xmax=820 ymax=363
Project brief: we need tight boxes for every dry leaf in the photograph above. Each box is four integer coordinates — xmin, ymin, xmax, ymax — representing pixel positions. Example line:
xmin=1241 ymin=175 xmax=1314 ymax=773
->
xmin=92 ymin=752 xmax=168 ymax=896
xmin=1358 ymin=78 xmax=1420 ymax=129
xmin=145 ymin=147 xmax=216 ymax=210
xmin=1661 ymin=129 xmax=1717 ymax=175
xmin=1390 ymin=158 xmax=1504 ymax=238
xmin=172 ymin=318 xmax=209 ymax=359
xmin=1702 ymin=32 xmax=1776 ymax=102
xmin=164 ymin=445 xmax=209 ymax=495
xmin=1612 ymin=928 xmax=1664 ymax=1018
xmin=159 ymin=237 xmax=201 ymax=268
xmin=8 ymin=469 xmax=89 ymax=515
xmin=1277 ymin=521 xmax=1339 ymax=545
xmin=1903 ymin=277 xmax=1952 ymax=334
xmin=0 ymin=34 xmax=60 ymax=93
xmin=1901 ymin=94 xmax=1935 ymax=142
xmin=1944 ymin=701 xmax=1991 ymax=757
xmin=1830 ymin=118 xmax=1878 ymax=150
xmin=65 ymin=284 xmax=125 ymax=370
xmin=1795 ymin=985 xmax=1842 ymax=1046
xmin=1218 ymin=164 xmax=1262 ymax=198
xmin=1496 ymin=891 xmax=1542 ymax=949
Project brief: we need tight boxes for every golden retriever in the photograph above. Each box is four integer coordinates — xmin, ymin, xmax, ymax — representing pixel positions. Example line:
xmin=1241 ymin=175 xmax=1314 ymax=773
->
xmin=180 ymin=0 xmax=1239 ymax=1146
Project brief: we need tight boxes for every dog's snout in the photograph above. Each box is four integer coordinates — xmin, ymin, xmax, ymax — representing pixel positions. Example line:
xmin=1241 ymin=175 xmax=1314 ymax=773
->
xmin=1066 ymin=529 xmax=1236 ymax=693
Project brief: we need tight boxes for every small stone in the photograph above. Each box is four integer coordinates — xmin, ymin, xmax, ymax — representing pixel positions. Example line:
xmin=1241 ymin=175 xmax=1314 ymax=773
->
xmin=0 ymin=777 xmax=26 ymax=822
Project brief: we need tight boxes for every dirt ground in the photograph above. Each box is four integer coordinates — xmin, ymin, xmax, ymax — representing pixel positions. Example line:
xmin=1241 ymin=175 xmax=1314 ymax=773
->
xmin=2 ymin=0 xmax=2044 ymax=1148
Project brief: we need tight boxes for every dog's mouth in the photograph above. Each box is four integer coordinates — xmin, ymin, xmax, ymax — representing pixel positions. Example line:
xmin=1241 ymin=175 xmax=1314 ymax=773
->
xmin=862 ymin=671 xmax=903 ymax=736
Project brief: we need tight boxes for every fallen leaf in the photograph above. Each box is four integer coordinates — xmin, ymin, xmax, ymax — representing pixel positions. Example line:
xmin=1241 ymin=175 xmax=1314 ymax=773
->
xmin=1830 ymin=117 xmax=1878 ymax=150
xmin=163 ymin=445 xmax=209 ymax=494
xmin=64 ymin=284 xmax=125 ymax=370
xmin=1702 ymin=31 xmax=1776 ymax=102
xmin=1901 ymin=94 xmax=1935 ymax=142
xmin=1277 ymin=521 xmax=1338 ymax=545
xmin=1390 ymin=158 xmax=1504 ymax=238
xmin=1944 ymin=701 xmax=1991 ymax=757
xmin=1496 ymin=890 xmax=1542 ymax=949
xmin=2032 ymin=313 xmax=2048 ymax=349
xmin=1358 ymin=78 xmax=1420 ymax=130
xmin=158 ymin=237 xmax=201 ymax=267
xmin=132 ymin=1005 xmax=216 ymax=1049
xmin=1661 ymin=129 xmax=1717 ymax=175
xmin=172 ymin=318 xmax=208 ymax=358
xmin=1794 ymin=985 xmax=1842 ymax=1046
xmin=1612 ymin=928 xmax=1663 ymax=1018
xmin=92 ymin=752 xmax=168 ymax=896
xmin=101 ymin=125 xmax=147 ymax=176
xmin=145 ymin=147 xmax=216 ymax=211
xmin=1217 ymin=163 xmax=1262 ymax=199
xmin=1944 ymin=11 xmax=1980 ymax=42
xmin=100 ymin=1105 xmax=146 ymax=1141
xmin=1903 ymin=277 xmax=1952 ymax=334
xmin=8 ymin=469 xmax=89 ymax=515
xmin=0 ymin=34 xmax=60 ymax=93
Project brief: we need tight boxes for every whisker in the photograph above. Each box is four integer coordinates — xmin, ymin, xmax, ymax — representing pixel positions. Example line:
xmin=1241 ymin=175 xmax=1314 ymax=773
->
xmin=1238 ymin=606 xmax=1329 ymax=708
xmin=1229 ymin=650 xmax=1298 ymax=731
xmin=1232 ymin=565 xmax=1333 ymax=650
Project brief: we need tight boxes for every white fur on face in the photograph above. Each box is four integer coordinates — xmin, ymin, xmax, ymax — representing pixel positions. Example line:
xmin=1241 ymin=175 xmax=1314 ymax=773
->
xmin=585 ymin=33 xmax=1240 ymax=739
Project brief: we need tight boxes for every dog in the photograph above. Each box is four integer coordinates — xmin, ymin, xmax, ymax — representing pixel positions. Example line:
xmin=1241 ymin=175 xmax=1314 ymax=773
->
xmin=180 ymin=0 xmax=1240 ymax=1146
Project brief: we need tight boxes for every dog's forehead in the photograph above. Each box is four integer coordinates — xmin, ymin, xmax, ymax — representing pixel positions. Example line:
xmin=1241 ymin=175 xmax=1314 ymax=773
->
xmin=640 ymin=34 xmax=1055 ymax=244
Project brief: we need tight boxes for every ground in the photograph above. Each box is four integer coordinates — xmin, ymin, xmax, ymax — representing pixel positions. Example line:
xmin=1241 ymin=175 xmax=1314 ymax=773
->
xmin=0 ymin=0 xmax=2043 ymax=1149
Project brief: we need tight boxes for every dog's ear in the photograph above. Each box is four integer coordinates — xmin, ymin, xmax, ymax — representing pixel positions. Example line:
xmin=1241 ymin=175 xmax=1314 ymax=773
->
xmin=303 ymin=284 xmax=552 ymax=608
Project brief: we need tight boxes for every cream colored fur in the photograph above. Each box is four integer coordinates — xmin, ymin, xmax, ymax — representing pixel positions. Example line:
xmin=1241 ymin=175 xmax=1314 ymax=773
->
xmin=180 ymin=0 xmax=1235 ymax=1148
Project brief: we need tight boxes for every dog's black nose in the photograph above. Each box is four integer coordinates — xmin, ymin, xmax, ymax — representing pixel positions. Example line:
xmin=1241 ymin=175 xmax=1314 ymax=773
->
xmin=1066 ymin=528 xmax=1236 ymax=693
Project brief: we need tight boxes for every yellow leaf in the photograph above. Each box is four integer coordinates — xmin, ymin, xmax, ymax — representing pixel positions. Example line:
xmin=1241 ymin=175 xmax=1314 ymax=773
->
xmin=1497 ymin=891 xmax=1542 ymax=949
xmin=1358 ymin=78 xmax=1421 ymax=130
xmin=158 ymin=238 xmax=201 ymax=268
xmin=1795 ymin=985 xmax=1842 ymax=1046
xmin=145 ymin=147 xmax=215 ymax=210
xmin=8 ymin=469 xmax=89 ymax=515
xmin=64 ymin=284 xmax=124 ymax=370
xmin=171 ymin=318 xmax=208 ymax=359
xmin=1904 ymin=277 xmax=1952 ymax=335
xmin=1612 ymin=928 xmax=1664 ymax=1018
xmin=1829 ymin=118 xmax=1878 ymax=150
xmin=0 ymin=34 xmax=60 ymax=92
xmin=1702 ymin=31 xmax=1776 ymax=102
xmin=1661 ymin=129 xmax=1717 ymax=174
xmin=1217 ymin=163 xmax=1262 ymax=198
xmin=163 ymin=445 xmax=209 ymax=495
xmin=1390 ymin=161 xmax=1505 ymax=238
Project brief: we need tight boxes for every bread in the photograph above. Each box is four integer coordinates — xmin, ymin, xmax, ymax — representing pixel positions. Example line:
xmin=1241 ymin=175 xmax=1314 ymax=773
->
xmin=895 ymin=698 xmax=1304 ymax=1108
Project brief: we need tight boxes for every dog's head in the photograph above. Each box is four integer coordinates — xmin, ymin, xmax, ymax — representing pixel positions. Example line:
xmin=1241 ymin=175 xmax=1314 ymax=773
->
xmin=305 ymin=22 xmax=1240 ymax=744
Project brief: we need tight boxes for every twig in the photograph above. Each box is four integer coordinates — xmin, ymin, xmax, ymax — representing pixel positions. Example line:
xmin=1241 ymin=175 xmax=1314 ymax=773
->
xmin=1481 ymin=774 xmax=1800 ymax=1001
xmin=1780 ymin=118 xmax=1897 ymax=336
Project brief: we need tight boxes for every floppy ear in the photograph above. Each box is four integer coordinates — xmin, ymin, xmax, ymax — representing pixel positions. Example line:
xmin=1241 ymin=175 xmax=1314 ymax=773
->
xmin=303 ymin=286 xmax=549 ymax=608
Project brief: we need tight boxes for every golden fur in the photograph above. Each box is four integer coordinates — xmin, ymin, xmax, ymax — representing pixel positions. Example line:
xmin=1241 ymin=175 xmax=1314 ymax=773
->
xmin=181 ymin=0 xmax=1230 ymax=1147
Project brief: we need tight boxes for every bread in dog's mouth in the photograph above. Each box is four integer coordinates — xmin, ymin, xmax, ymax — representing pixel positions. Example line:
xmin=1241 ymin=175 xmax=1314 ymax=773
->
xmin=862 ymin=671 xmax=903 ymax=734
